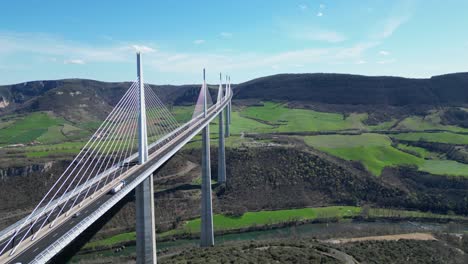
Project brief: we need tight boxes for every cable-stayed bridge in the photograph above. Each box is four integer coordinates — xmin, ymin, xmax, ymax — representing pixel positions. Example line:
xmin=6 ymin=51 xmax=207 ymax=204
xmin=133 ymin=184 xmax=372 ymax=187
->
xmin=0 ymin=53 xmax=233 ymax=264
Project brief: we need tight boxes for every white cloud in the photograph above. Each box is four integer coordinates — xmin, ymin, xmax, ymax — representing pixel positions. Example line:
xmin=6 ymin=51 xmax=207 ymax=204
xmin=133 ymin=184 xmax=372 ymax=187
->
xmin=299 ymin=4 xmax=308 ymax=10
xmin=147 ymin=41 xmax=380 ymax=76
xmin=379 ymin=16 xmax=409 ymax=39
xmin=132 ymin=45 xmax=156 ymax=53
xmin=314 ymin=31 xmax=344 ymax=43
xmin=317 ymin=12 xmax=323 ymax=17
xmin=193 ymin=39 xmax=205 ymax=45
xmin=378 ymin=59 xmax=397 ymax=64
xmin=320 ymin=4 xmax=325 ymax=9
xmin=356 ymin=60 xmax=367 ymax=65
xmin=0 ymin=32 xmax=139 ymax=63
xmin=379 ymin=50 xmax=390 ymax=56
xmin=220 ymin=32 xmax=233 ymax=38
xmin=0 ymin=31 xmax=383 ymax=83
xmin=334 ymin=42 xmax=380 ymax=59
xmin=64 ymin=59 xmax=85 ymax=65
xmin=292 ymin=28 xmax=346 ymax=43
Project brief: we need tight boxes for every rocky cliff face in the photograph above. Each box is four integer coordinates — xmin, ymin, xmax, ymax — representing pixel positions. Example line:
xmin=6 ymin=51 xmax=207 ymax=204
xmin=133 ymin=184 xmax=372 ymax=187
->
xmin=0 ymin=96 xmax=9 ymax=108
xmin=0 ymin=161 xmax=54 ymax=180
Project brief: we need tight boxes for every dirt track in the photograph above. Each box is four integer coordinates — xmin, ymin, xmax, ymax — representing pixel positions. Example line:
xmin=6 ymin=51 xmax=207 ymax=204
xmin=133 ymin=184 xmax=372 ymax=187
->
xmin=324 ymin=232 xmax=437 ymax=244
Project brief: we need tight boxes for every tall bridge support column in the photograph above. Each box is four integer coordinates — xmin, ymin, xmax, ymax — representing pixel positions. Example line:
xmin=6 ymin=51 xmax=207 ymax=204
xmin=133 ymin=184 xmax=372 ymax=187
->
xmin=228 ymin=102 xmax=231 ymax=125
xmin=228 ymin=77 xmax=232 ymax=125
xmin=217 ymin=74 xmax=227 ymax=184
xmin=201 ymin=69 xmax=214 ymax=247
xmin=135 ymin=52 xmax=157 ymax=264
xmin=224 ymin=106 xmax=230 ymax=138
xmin=136 ymin=174 xmax=157 ymax=264
xmin=218 ymin=110 xmax=226 ymax=183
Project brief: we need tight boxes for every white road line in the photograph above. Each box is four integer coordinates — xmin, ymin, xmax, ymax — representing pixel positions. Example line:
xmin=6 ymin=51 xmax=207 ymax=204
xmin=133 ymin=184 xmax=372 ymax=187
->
xmin=33 ymin=247 xmax=39 ymax=252
xmin=52 ymin=233 xmax=58 ymax=238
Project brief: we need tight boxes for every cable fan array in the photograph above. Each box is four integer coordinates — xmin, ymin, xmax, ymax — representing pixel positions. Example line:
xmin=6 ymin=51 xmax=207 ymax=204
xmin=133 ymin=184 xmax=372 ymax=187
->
xmin=1 ymin=81 xmax=182 ymax=255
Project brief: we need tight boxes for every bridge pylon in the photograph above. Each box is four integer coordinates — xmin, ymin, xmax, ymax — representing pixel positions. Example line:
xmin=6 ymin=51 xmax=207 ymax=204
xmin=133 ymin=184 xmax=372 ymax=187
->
xmin=228 ymin=76 xmax=232 ymax=125
xmin=225 ymin=76 xmax=231 ymax=137
xmin=200 ymin=69 xmax=215 ymax=247
xmin=217 ymin=74 xmax=226 ymax=183
xmin=135 ymin=52 xmax=157 ymax=264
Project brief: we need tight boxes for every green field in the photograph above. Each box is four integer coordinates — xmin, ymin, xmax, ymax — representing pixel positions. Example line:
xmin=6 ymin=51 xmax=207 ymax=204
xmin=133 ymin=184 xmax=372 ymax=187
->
xmin=396 ymin=144 xmax=439 ymax=159
xmin=171 ymin=106 xmax=196 ymax=123
xmin=303 ymin=134 xmax=468 ymax=177
xmin=394 ymin=111 xmax=468 ymax=133
xmin=241 ymin=102 xmax=367 ymax=133
xmin=84 ymin=232 xmax=136 ymax=249
xmin=304 ymin=134 xmax=423 ymax=176
xmin=178 ymin=206 xmax=360 ymax=234
xmin=419 ymin=160 xmax=468 ymax=177
xmin=0 ymin=112 xmax=93 ymax=146
xmin=391 ymin=132 xmax=468 ymax=145
xmin=0 ymin=112 xmax=62 ymax=145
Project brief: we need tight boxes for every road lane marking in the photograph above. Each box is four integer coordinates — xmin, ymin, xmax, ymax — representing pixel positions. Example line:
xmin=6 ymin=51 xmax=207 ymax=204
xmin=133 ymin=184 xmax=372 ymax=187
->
xmin=33 ymin=247 xmax=39 ymax=252
xmin=53 ymin=233 xmax=58 ymax=238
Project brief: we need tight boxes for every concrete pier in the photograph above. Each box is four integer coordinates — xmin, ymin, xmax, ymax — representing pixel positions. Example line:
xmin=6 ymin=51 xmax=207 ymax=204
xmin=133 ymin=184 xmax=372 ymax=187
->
xmin=218 ymin=109 xmax=226 ymax=183
xmin=135 ymin=175 xmax=157 ymax=264
xmin=225 ymin=107 xmax=230 ymax=137
xmin=200 ymin=69 xmax=214 ymax=247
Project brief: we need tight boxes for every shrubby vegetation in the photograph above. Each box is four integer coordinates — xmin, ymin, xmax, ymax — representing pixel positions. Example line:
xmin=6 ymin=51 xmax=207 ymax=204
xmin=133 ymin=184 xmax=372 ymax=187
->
xmin=217 ymin=147 xmax=468 ymax=215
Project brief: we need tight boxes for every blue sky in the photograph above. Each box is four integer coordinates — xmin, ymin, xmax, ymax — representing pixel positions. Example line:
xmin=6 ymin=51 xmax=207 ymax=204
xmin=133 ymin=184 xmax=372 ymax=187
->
xmin=0 ymin=0 xmax=467 ymax=85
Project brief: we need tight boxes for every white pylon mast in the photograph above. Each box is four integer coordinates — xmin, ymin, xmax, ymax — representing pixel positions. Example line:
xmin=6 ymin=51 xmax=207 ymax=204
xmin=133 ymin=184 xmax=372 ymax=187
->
xmin=137 ymin=52 xmax=148 ymax=164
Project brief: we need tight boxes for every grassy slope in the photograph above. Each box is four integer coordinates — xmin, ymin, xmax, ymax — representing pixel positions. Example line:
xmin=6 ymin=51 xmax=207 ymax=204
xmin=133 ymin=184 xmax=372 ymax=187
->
xmin=241 ymin=102 xmax=367 ymax=133
xmin=0 ymin=111 xmax=94 ymax=148
xmin=391 ymin=132 xmax=468 ymax=144
xmin=395 ymin=111 xmax=468 ymax=132
xmin=0 ymin=112 xmax=62 ymax=145
xmin=396 ymin=144 xmax=438 ymax=159
xmin=304 ymin=134 xmax=468 ymax=177
xmin=304 ymin=134 xmax=423 ymax=176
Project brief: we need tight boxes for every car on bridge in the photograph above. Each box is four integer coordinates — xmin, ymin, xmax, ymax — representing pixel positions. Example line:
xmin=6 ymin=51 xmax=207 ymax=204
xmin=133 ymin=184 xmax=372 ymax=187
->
xmin=110 ymin=180 xmax=127 ymax=194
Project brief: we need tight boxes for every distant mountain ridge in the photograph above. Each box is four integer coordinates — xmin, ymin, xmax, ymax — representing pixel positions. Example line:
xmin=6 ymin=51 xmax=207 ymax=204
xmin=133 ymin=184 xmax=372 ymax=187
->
xmin=234 ymin=72 xmax=468 ymax=106
xmin=2 ymin=72 xmax=468 ymax=121
xmin=0 ymin=79 xmax=203 ymax=122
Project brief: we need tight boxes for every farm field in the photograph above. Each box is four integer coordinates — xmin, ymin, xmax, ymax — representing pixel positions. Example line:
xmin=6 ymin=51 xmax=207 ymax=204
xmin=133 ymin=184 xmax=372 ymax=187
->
xmin=179 ymin=206 xmax=361 ymax=234
xmin=240 ymin=102 xmax=367 ymax=133
xmin=391 ymin=131 xmax=468 ymax=145
xmin=396 ymin=144 xmax=439 ymax=159
xmin=0 ymin=112 xmax=94 ymax=146
xmin=303 ymin=134 xmax=422 ymax=176
xmin=394 ymin=111 xmax=468 ymax=133
xmin=303 ymin=134 xmax=468 ymax=177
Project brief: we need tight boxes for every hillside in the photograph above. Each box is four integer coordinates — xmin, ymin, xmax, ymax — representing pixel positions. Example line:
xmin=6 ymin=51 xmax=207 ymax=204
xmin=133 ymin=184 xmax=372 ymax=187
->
xmin=0 ymin=79 xmax=207 ymax=123
xmin=234 ymin=73 xmax=468 ymax=106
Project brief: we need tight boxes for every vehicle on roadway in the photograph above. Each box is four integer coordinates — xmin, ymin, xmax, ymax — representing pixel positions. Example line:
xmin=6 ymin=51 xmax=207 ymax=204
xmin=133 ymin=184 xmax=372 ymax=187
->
xmin=120 ymin=161 xmax=138 ymax=168
xmin=110 ymin=180 xmax=127 ymax=194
